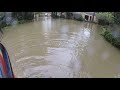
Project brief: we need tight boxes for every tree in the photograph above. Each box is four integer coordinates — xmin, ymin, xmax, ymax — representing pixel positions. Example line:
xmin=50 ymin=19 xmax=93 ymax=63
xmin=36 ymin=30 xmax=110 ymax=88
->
xmin=96 ymin=12 xmax=114 ymax=25
xmin=12 ymin=12 xmax=34 ymax=21
xmin=51 ymin=12 xmax=58 ymax=18
xmin=113 ymin=12 xmax=120 ymax=24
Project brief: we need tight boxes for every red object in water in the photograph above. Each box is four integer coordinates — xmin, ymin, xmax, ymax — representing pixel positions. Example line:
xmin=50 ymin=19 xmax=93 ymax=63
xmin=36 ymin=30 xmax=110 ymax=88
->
xmin=0 ymin=43 xmax=14 ymax=78
xmin=0 ymin=53 xmax=7 ymax=77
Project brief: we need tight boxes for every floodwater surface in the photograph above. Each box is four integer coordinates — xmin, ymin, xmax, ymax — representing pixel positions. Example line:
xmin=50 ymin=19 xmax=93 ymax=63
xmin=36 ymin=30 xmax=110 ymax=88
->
xmin=1 ymin=17 xmax=120 ymax=78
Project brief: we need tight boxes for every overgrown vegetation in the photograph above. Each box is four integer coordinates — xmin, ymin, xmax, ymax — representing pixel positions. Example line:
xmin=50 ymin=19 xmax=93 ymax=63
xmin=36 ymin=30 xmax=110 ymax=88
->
xmin=12 ymin=12 xmax=34 ymax=21
xmin=101 ymin=28 xmax=120 ymax=48
xmin=74 ymin=15 xmax=84 ymax=21
xmin=113 ymin=12 xmax=120 ymax=24
xmin=0 ymin=12 xmax=34 ymax=29
xmin=96 ymin=12 xmax=114 ymax=25
xmin=0 ymin=12 xmax=6 ymax=28
xmin=98 ymin=12 xmax=120 ymax=49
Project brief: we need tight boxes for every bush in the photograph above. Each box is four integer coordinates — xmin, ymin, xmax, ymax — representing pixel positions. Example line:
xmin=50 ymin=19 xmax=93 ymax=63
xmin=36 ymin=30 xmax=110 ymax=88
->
xmin=113 ymin=12 xmax=120 ymax=24
xmin=75 ymin=15 xmax=84 ymax=21
xmin=113 ymin=37 xmax=120 ymax=47
xmin=101 ymin=27 xmax=120 ymax=48
xmin=101 ymin=28 xmax=110 ymax=36
xmin=12 ymin=12 xmax=34 ymax=21
xmin=96 ymin=12 xmax=114 ymax=25
xmin=105 ymin=32 xmax=113 ymax=43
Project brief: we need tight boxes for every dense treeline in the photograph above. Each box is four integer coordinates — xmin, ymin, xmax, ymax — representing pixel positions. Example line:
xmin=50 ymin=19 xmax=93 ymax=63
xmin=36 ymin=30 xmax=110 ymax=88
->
xmin=12 ymin=12 xmax=34 ymax=21
xmin=51 ymin=12 xmax=84 ymax=21
xmin=113 ymin=12 xmax=120 ymax=24
xmin=51 ymin=12 xmax=120 ymax=25
xmin=0 ymin=12 xmax=34 ymax=28
xmin=96 ymin=12 xmax=120 ymax=25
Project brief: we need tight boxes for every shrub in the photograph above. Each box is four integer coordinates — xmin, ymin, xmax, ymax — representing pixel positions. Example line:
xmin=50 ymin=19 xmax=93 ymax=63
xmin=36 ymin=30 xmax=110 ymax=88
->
xmin=96 ymin=12 xmax=114 ymax=25
xmin=12 ymin=12 xmax=34 ymax=21
xmin=101 ymin=27 xmax=120 ymax=48
xmin=101 ymin=28 xmax=109 ymax=36
xmin=105 ymin=32 xmax=113 ymax=43
xmin=75 ymin=15 xmax=84 ymax=21
xmin=113 ymin=37 xmax=120 ymax=47
xmin=113 ymin=12 xmax=120 ymax=24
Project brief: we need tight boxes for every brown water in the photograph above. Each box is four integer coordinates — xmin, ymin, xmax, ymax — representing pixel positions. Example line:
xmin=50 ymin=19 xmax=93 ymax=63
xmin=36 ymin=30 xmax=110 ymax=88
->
xmin=1 ymin=17 xmax=120 ymax=78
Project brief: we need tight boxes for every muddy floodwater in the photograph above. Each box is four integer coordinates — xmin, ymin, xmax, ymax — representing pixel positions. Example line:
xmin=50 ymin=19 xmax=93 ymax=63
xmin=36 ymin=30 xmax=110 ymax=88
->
xmin=1 ymin=17 xmax=120 ymax=78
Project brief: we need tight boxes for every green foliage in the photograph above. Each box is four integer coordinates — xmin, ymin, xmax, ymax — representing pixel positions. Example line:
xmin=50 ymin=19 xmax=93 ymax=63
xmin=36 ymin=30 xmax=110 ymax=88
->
xmin=0 ymin=22 xmax=7 ymax=28
xmin=75 ymin=15 xmax=84 ymax=21
xmin=0 ymin=12 xmax=34 ymax=29
xmin=105 ymin=32 xmax=113 ymax=42
xmin=96 ymin=12 xmax=114 ymax=25
xmin=12 ymin=12 xmax=34 ymax=21
xmin=113 ymin=12 xmax=120 ymax=24
xmin=0 ymin=12 xmax=4 ymax=19
xmin=101 ymin=27 xmax=120 ymax=48
xmin=0 ymin=12 xmax=6 ymax=28
xmin=101 ymin=27 xmax=107 ymax=35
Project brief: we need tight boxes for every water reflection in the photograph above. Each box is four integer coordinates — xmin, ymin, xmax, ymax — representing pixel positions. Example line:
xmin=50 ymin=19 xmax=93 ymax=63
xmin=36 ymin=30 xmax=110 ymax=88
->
xmin=42 ymin=17 xmax=52 ymax=33
xmin=83 ymin=28 xmax=90 ymax=38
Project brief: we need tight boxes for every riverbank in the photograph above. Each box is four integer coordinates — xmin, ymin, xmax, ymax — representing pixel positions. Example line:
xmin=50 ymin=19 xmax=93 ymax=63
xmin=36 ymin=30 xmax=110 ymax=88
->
xmin=1 ymin=19 xmax=33 ymax=29
xmin=0 ymin=19 xmax=33 ymax=42
xmin=53 ymin=15 xmax=120 ymax=49
xmin=62 ymin=17 xmax=120 ymax=49
xmin=101 ymin=26 xmax=120 ymax=49
xmin=18 ymin=20 xmax=33 ymax=24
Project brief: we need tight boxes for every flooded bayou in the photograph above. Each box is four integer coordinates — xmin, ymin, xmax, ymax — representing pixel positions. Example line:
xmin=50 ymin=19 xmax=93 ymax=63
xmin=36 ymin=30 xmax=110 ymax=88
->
xmin=1 ymin=17 xmax=120 ymax=78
